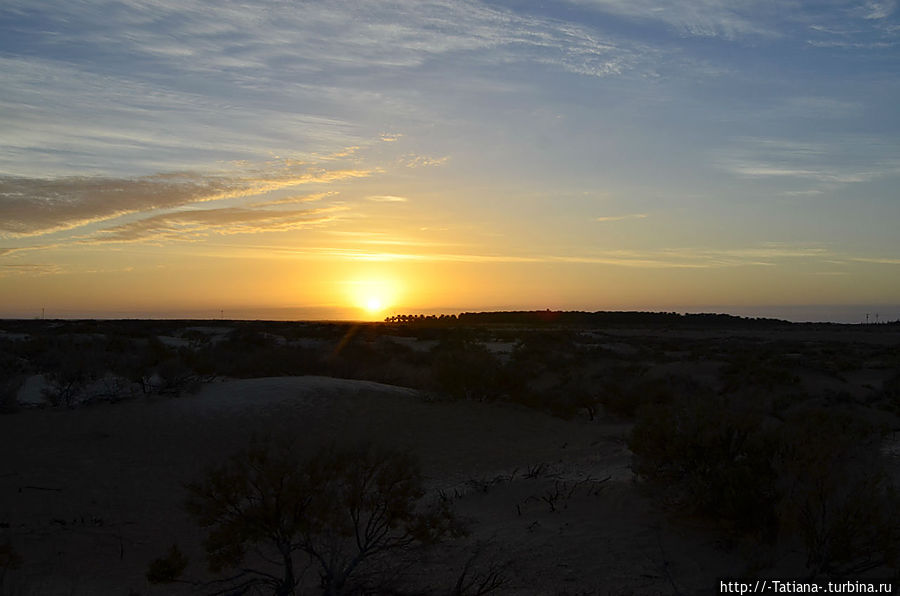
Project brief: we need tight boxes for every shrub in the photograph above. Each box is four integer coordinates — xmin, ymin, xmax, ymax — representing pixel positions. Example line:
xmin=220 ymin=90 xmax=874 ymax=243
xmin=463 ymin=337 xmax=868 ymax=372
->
xmin=180 ymin=438 xmax=462 ymax=596
xmin=775 ymin=409 xmax=900 ymax=576
xmin=146 ymin=544 xmax=188 ymax=584
xmin=154 ymin=357 xmax=200 ymax=396
xmin=631 ymin=395 xmax=900 ymax=575
xmin=302 ymin=445 xmax=463 ymax=595
xmin=432 ymin=340 xmax=502 ymax=401
xmin=721 ymin=353 xmax=799 ymax=393
xmin=629 ymin=394 xmax=778 ymax=540
xmin=41 ymin=354 xmax=94 ymax=406
xmin=600 ymin=373 xmax=701 ymax=419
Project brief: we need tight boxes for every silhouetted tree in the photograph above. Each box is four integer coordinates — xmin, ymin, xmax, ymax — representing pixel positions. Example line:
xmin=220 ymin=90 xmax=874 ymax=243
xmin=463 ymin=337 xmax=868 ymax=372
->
xmin=41 ymin=348 xmax=97 ymax=406
xmin=173 ymin=438 xmax=461 ymax=595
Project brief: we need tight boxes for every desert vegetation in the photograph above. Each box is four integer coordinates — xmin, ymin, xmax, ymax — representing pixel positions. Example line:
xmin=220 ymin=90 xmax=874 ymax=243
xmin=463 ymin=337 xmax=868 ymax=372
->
xmin=2 ymin=313 xmax=900 ymax=593
xmin=148 ymin=438 xmax=464 ymax=595
xmin=630 ymin=394 xmax=900 ymax=574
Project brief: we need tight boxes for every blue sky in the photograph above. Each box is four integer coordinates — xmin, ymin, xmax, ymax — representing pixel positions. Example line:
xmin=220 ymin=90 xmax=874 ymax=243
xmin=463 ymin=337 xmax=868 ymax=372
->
xmin=1 ymin=1 xmax=899 ymax=321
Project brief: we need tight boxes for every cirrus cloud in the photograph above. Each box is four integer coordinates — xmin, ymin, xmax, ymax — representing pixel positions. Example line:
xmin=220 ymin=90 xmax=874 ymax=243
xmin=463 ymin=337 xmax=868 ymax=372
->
xmin=83 ymin=205 xmax=345 ymax=243
xmin=366 ymin=195 xmax=409 ymax=203
xmin=0 ymin=165 xmax=373 ymax=238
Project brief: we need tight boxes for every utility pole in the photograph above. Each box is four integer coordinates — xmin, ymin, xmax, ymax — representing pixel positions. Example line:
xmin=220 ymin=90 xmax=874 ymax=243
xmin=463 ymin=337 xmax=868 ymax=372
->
xmin=866 ymin=313 xmax=870 ymax=325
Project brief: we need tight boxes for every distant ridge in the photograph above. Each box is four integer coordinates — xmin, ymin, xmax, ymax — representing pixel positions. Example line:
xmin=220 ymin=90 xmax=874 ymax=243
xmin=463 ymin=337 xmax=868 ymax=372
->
xmin=385 ymin=310 xmax=792 ymax=328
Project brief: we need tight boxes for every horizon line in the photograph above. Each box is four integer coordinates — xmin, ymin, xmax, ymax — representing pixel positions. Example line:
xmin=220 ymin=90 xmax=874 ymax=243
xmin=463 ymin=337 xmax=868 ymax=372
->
xmin=2 ymin=305 xmax=899 ymax=326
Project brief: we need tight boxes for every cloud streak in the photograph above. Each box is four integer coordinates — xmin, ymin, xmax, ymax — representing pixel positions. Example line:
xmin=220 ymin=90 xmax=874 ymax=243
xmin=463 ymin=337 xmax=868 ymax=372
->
xmin=568 ymin=0 xmax=900 ymax=42
xmin=595 ymin=213 xmax=648 ymax=222
xmin=400 ymin=155 xmax=450 ymax=168
xmin=717 ymin=136 xmax=900 ymax=188
xmin=251 ymin=192 xmax=337 ymax=208
xmin=366 ymin=195 xmax=409 ymax=203
xmin=230 ymin=243 xmax=831 ymax=269
xmin=0 ymin=263 xmax=63 ymax=277
xmin=0 ymin=165 xmax=372 ymax=237
xmin=569 ymin=0 xmax=777 ymax=39
xmin=84 ymin=206 xmax=344 ymax=243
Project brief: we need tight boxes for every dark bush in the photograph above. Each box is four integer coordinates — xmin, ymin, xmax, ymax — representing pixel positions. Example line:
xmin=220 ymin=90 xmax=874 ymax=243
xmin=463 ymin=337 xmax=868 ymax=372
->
xmin=41 ymin=349 xmax=97 ymax=406
xmin=775 ymin=408 xmax=900 ymax=576
xmin=721 ymin=353 xmax=799 ymax=392
xmin=600 ymin=373 xmax=702 ymax=419
xmin=431 ymin=340 xmax=502 ymax=401
xmin=632 ymin=394 xmax=900 ymax=575
xmin=630 ymin=393 xmax=779 ymax=540
xmin=146 ymin=544 xmax=188 ymax=584
xmin=182 ymin=438 xmax=462 ymax=596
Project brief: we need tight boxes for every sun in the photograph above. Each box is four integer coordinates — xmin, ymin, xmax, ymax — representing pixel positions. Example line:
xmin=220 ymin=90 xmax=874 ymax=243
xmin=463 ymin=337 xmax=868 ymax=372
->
xmin=344 ymin=277 xmax=399 ymax=319
xmin=364 ymin=296 xmax=385 ymax=313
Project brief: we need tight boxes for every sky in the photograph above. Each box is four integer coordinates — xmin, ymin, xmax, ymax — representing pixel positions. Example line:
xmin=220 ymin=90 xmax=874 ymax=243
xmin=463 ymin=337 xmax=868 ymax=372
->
xmin=1 ymin=1 xmax=899 ymax=322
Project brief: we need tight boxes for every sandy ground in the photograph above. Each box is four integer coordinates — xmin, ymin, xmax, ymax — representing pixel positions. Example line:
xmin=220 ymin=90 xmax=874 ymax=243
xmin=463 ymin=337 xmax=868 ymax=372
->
xmin=1 ymin=376 xmax=747 ymax=595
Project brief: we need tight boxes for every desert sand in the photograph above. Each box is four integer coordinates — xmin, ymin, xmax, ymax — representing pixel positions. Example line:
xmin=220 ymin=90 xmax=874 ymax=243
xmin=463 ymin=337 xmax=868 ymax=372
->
xmin=2 ymin=375 xmax=746 ymax=595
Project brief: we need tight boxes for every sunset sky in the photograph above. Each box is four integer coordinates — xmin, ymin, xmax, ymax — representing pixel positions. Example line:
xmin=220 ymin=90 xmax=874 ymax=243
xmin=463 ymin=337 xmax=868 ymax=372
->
xmin=2 ymin=1 xmax=899 ymax=322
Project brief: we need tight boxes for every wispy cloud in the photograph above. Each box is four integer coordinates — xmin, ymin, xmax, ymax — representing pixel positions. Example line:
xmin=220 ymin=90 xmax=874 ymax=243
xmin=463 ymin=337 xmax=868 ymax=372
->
xmin=806 ymin=39 xmax=896 ymax=49
xmin=0 ymin=55 xmax=369 ymax=177
xmin=848 ymin=256 xmax=900 ymax=265
xmin=83 ymin=206 xmax=344 ymax=243
xmin=776 ymin=96 xmax=864 ymax=120
xmin=0 ymin=0 xmax=673 ymax=178
xmin=595 ymin=213 xmax=648 ymax=222
xmin=563 ymin=0 xmax=898 ymax=48
xmin=567 ymin=0 xmax=778 ymax=39
xmin=400 ymin=154 xmax=449 ymax=168
xmin=862 ymin=0 xmax=896 ymax=20
xmin=2 ymin=0 xmax=659 ymax=79
xmin=803 ymin=1 xmax=898 ymax=47
xmin=717 ymin=136 xmax=900 ymax=187
xmin=0 ymin=263 xmax=63 ymax=277
xmin=725 ymin=162 xmax=890 ymax=184
xmin=366 ymin=195 xmax=409 ymax=203
xmin=0 ymin=164 xmax=372 ymax=237
xmin=232 ymin=243 xmax=831 ymax=269
xmin=780 ymin=189 xmax=825 ymax=197
xmin=251 ymin=192 xmax=337 ymax=208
